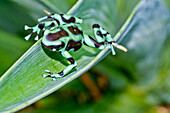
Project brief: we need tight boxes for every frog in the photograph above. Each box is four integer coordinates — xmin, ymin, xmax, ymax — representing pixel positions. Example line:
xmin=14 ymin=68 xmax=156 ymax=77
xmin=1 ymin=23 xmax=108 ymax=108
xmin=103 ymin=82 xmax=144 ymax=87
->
xmin=24 ymin=10 xmax=127 ymax=81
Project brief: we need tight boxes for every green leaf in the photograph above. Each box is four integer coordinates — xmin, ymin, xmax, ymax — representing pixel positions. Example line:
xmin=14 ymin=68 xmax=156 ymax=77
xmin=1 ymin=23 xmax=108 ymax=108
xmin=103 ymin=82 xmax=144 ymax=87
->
xmin=0 ymin=0 xmax=169 ymax=112
xmin=0 ymin=0 xmax=117 ymax=112
xmin=0 ymin=30 xmax=32 ymax=76
xmin=0 ymin=0 xmax=76 ymax=34
xmin=95 ymin=0 xmax=170 ymax=89
xmin=12 ymin=0 xmax=77 ymax=17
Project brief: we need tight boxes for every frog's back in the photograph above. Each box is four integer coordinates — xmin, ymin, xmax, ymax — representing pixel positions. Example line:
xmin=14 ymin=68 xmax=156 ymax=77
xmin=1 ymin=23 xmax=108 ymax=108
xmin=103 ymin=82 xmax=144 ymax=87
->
xmin=42 ymin=24 xmax=84 ymax=52
xmin=62 ymin=24 xmax=84 ymax=52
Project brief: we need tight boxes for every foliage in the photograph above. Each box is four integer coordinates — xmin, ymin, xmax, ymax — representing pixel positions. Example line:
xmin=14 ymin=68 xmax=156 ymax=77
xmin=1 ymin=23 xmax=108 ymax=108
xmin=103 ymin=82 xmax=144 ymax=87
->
xmin=0 ymin=0 xmax=170 ymax=112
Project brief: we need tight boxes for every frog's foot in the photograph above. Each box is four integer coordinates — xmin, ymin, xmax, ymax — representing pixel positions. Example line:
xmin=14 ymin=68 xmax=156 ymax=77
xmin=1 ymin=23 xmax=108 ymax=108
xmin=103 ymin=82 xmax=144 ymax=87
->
xmin=24 ymin=25 xmax=40 ymax=41
xmin=42 ymin=69 xmax=62 ymax=81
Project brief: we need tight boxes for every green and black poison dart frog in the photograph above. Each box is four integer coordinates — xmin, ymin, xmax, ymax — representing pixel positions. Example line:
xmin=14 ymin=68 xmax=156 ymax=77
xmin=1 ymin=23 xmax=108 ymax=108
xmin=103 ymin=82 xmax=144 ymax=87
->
xmin=24 ymin=10 xmax=127 ymax=81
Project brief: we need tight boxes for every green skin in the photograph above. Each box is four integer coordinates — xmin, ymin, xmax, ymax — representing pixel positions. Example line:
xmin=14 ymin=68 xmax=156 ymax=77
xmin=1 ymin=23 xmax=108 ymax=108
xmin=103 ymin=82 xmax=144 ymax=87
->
xmin=25 ymin=12 xmax=120 ymax=81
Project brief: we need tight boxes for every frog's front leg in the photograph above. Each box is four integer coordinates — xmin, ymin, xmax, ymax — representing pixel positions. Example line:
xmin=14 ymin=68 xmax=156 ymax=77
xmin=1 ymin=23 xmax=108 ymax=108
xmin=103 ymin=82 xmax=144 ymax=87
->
xmin=24 ymin=20 xmax=58 ymax=41
xmin=42 ymin=51 xmax=77 ymax=81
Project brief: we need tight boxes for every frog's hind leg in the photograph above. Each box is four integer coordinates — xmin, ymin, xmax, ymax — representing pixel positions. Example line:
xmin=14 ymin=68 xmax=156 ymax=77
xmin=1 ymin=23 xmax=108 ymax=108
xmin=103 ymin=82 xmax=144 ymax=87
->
xmin=24 ymin=20 xmax=58 ymax=41
xmin=92 ymin=24 xmax=117 ymax=54
xmin=83 ymin=24 xmax=109 ymax=50
xmin=83 ymin=34 xmax=105 ymax=50
xmin=42 ymin=51 xmax=77 ymax=81
xmin=84 ymin=24 xmax=127 ymax=55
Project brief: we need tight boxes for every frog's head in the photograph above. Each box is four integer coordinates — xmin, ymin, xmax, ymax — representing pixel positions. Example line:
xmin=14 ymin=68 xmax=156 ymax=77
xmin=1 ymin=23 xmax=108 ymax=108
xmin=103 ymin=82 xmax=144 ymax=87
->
xmin=38 ymin=10 xmax=83 ymax=25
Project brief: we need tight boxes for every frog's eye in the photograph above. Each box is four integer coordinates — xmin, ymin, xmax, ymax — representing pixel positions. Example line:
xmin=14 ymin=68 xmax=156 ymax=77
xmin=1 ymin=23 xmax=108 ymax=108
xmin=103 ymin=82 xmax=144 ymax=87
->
xmin=56 ymin=45 xmax=61 ymax=49
xmin=55 ymin=42 xmax=65 ymax=50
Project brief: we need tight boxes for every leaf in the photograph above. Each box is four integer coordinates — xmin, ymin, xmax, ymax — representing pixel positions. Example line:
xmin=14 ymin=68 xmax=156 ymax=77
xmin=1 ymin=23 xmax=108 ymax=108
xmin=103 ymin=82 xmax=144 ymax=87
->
xmin=0 ymin=0 xmax=168 ymax=112
xmin=91 ymin=0 xmax=170 ymax=112
xmin=40 ymin=0 xmax=77 ymax=14
xmin=0 ymin=30 xmax=32 ymax=76
xmin=12 ymin=0 xmax=77 ymax=17
xmin=95 ymin=0 xmax=170 ymax=88
xmin=0 ymin=0 xmax=76 ymax=34
xmin=0 ymin=0 xmax=35 ymax=34
xmin=0 ymin=0 xmax=118 ymax=112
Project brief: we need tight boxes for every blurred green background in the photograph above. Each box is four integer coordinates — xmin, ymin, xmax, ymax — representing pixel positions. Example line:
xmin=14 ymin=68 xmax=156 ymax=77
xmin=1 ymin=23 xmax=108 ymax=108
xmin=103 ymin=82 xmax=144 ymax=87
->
xmin=0 ymin=0 xmax=170 ymax=113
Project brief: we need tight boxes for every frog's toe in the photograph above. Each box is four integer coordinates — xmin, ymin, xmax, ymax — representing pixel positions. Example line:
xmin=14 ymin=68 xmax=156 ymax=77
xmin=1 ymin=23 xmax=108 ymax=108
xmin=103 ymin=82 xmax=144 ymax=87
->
xmin=45 ymin=69 xmax=52 ymax=73
xmin=24 ymin=25 xmax=32 ymax=30
xmin=50 ymin=74 xmax=62 ymax=81
xmin=34 ymin=35 xmax=39 ymax=41
xmin=42 ymin=69 xmax=62 ymax=81
xmin=42 ymin=74 xmax=48 ymax=78
xmin=52 ymin=78 xmax=57 ymax=81
xmin=53 ymin=73 xmax=62 ymax=78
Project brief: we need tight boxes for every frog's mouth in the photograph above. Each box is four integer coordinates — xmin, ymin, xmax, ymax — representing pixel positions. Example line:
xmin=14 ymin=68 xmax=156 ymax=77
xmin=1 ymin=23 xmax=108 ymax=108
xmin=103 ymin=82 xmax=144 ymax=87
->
xmin=42 ymin=43 xmax=56 ymax=51
xmin=41 ymin=43 xmax=58 ymax=51
xmin=41 ymin=41 xmax=65 ymax=52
